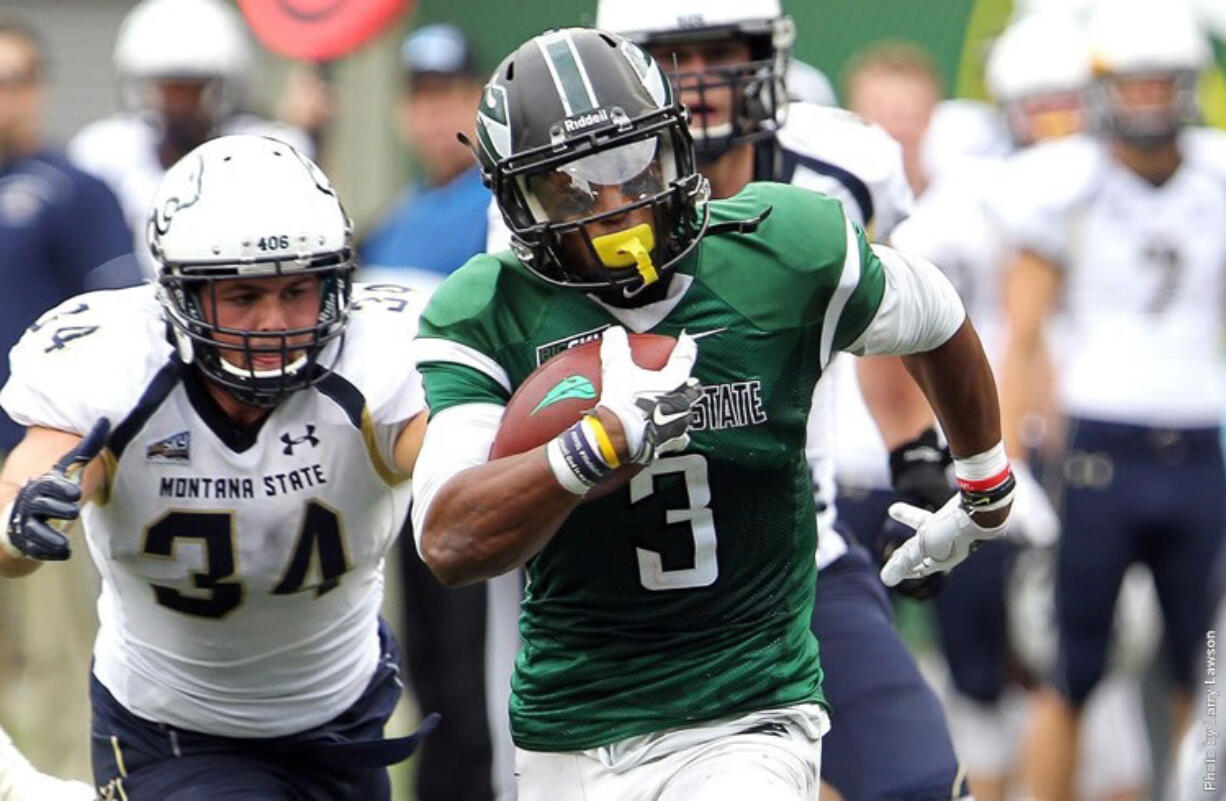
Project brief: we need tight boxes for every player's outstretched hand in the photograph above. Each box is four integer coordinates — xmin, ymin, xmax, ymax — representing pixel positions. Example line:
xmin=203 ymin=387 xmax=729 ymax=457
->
xmin=597 ymin=326 xmax=701 ymax=464
xmin=879 ymin=493 xmax=1009 ymax=587
xmin=1 ymin=418 xmax=110 ymax=561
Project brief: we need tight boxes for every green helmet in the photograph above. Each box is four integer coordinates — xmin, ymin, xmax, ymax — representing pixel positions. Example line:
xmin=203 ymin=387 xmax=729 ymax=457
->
xmin=474 ymin=28 xmax=710 ymax=298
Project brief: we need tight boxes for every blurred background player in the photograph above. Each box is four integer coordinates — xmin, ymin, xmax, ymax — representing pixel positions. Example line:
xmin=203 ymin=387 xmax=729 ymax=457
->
xmin=66 ymin=0 xmax=310 ymax=277
xmin=361 ymin=24 xmax=489 ymax=293
xmin=994 ymin=0 xmax=1226 ymax=798
xmin=891 ymin=10 xmax=1156 ymax=801
xmin=596 ymin=3 xmax=970 ymax=800
xmin=0 ymin=17 xmax=137 ymax=785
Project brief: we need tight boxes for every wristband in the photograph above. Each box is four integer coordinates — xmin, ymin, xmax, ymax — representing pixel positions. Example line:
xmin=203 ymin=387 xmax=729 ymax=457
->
xmin=546 ymin=416 xmax=618 ymax=496
xmin=954 ymin=442 xmax=1015 ymax=512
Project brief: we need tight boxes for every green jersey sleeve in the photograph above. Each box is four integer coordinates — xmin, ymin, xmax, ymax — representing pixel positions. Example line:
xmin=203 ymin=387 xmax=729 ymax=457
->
xmin=711 ymin=182 xmax=885 ymax=367
xmin=414 ymin=254 xmax=514 ymax=416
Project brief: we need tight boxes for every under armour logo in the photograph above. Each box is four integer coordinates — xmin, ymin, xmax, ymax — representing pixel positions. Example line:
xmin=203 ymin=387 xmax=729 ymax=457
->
xmin=281 ymin=425 xmax=319 ymax=455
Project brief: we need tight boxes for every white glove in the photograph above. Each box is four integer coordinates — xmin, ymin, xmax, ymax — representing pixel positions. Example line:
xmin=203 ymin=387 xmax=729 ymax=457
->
xmin=597 ymin=326 xmax=701 ymax=464
xmin=1008 ymin=462 xmax=1060 ymax=548
xmin=879 ymin=493 xmax=1010 ymax=587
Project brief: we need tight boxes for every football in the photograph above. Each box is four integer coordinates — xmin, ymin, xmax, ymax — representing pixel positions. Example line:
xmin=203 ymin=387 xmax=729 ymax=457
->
xmin=490 ymin=332 xmax=679 ymax=497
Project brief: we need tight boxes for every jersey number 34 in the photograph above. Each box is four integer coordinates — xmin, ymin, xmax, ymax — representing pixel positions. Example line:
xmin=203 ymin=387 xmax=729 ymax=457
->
xmin=142 ymin=500 xmax=347 ymax=619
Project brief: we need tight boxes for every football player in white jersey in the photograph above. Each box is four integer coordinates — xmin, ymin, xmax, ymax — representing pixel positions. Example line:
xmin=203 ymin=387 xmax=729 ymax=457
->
xmin=997 ymin=1 xmax=1226 ymax=798
xmin=893 ymin=12 xmax=1154 ymax=801
xmin=592 ymin=3 xmax=968 ymax=800
xmin=67 ymin=0 xmax=311 ymax=278
xmin=0 ymin=135 xmax=432 ymax=800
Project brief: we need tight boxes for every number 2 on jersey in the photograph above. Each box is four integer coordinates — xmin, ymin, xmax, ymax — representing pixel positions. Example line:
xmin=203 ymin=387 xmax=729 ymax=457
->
xmin=629 ymin=454 xmax=719 ymax=591
xmin=142 ymin=500 xmax=348 ymax=619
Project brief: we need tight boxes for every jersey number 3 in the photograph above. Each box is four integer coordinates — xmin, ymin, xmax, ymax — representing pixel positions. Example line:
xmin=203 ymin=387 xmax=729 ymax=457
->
xmin=629 ymin=455 xmax=718 ymax=591
xmin=142 ymin=501 xmax=348 ymax=619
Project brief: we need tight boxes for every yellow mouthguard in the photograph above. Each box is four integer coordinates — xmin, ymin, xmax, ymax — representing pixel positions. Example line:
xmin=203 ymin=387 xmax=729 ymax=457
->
xmin=591 ymin=224 xmax=659 ymax=286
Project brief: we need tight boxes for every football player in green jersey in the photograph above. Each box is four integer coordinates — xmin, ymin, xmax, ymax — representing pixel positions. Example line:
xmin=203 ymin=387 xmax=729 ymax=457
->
xmin=411 ymin=28 xmax=1012 ymax=801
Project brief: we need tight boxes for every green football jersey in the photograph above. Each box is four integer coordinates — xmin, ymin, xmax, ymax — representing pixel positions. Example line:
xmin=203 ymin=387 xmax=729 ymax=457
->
xmin=415 ymin=181 xmax=885 ymax=751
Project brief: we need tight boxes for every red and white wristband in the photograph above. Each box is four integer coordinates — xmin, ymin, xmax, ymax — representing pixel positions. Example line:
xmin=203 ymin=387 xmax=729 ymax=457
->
xmin=954 ymin=442 xmax=1016 ymax=513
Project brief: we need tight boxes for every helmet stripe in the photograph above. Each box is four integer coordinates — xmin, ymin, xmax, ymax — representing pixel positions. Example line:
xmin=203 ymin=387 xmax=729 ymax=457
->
xmin=537 ymin=31 xmax=598 ymax=116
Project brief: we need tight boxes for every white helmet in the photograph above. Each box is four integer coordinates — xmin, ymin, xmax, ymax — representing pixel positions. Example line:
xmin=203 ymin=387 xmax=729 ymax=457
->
xmin=150 ymin=134 xmax=355 ymax=407
xmin=986 ymin=12 xmax=1091 ymax=146
xmin=987 ymin=13 xmax=1090 ymax=103
xmin=595 ymin=0 xmax=796 ymax=161
xmin=1087 ymin=0 xmax=1208 ymax=143
xmin=115 ymin=0 xmax=252 ymax=114
xmin=1088 ymin=0 xmax=1209 ymax=75
xmin=1013 ymin=0 xmax=1097 ymax=25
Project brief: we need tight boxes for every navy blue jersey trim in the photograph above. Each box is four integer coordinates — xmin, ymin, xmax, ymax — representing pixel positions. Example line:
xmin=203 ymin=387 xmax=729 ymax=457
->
xmin=108 ymin=359 xmax=184 ymax=459
xmin=315 ymin=372 xmax=365 ymax=430
xmin=779 ymin=148 xmax=875 ymax=228
xmin=180 ymin=364 xmax=275 ymax=453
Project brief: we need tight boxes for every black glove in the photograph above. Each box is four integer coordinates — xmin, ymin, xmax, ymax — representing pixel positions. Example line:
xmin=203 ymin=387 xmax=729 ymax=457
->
xmin=875 ymin=427 xmax=954 ymax=600
xmin=2 ymin=418 xmax=110 ymax=561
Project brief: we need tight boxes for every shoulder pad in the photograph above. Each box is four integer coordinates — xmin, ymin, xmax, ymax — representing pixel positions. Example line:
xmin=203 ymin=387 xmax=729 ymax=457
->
xmin=779 ymin=104 xmax=903 ymax=186
xmin=0 ymin=284 xmax=172 ymax=435
xmin=776 ymin=102 xmax=913 ymax=238
xmin=333 ymin=282 xmax=429 ymax=423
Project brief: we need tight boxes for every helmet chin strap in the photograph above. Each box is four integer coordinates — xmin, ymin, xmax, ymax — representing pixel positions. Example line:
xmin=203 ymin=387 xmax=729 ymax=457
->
xmin=592 ymin=223 xmax=660 ymax=286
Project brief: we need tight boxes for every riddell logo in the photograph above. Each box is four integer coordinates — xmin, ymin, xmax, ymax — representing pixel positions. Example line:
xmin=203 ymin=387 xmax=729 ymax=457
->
xmin=563 ymin=109 xmax=610 ymax=133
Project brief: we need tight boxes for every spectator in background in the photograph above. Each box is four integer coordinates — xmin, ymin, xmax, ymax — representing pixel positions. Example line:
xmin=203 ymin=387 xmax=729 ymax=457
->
xmin=360 ymin=24 xmax=489 ymax=292
xmin=67 ymin=0 xmax=310 ymax=278
xmin=0 ymin=21 xmax=136 ymax=451
xmin=0 ymin=19 xmax=137 ymax=789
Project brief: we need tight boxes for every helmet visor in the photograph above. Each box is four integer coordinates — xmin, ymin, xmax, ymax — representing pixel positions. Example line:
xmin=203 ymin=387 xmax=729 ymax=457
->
xmin=520 ymin=134 xmax=676 ymax=225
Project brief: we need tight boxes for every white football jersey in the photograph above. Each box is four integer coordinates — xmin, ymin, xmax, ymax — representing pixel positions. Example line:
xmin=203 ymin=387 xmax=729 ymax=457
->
xmin=1001 ymin=129 xmax=1226 ymax=426
xmin=67 ymin=114 xmax=313 ymax=279
xmin=0 ymin=282 xmax=425 ymax=738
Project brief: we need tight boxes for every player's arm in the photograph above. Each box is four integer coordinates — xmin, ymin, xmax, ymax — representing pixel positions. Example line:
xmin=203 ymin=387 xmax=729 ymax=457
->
xmin=999 ymin=249 xmax=1060 ymax=460
xmin=414 ymin=328 xmax=699 ymax=587
xmin=842 ymin=237 xmax=1014 ymax=583
xmin=413 ymin=405 xmax=592 ymax=587
xmin=0 ymin=423 xmax=109 ymax=578
xmin=391 ymin=409 xmax=429 ymax=476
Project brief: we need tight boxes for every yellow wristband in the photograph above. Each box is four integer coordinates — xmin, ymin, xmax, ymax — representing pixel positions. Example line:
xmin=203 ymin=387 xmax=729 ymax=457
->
xmin=583 ymin=415 xmax=621 ymax=469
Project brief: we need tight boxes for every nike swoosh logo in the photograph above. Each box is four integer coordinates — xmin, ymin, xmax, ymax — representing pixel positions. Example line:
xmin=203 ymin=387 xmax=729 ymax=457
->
xmin=653 ymin=407 xmax=691 ymax=426
xmin=688 ymin=327 xmax=727 ymax=341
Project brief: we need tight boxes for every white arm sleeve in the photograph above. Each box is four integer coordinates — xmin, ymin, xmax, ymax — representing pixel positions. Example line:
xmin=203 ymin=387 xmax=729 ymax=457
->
xmin=410 ymin=402 xmax=505 ymax=557
xmin=848 ymin=245 xmax=966 ymax=357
